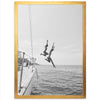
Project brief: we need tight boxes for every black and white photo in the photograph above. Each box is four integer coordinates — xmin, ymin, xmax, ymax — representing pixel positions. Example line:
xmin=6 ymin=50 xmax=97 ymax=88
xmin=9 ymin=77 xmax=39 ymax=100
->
xmin=15 ymin=1 xmax=86 ymax=98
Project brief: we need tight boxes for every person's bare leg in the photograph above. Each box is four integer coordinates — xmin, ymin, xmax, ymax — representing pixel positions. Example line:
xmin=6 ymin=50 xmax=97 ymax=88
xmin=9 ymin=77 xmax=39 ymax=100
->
xmin=40 ymin=40 xmax=49 ymax=56
xmin=45 ymin=43 xmax=54 ymax=62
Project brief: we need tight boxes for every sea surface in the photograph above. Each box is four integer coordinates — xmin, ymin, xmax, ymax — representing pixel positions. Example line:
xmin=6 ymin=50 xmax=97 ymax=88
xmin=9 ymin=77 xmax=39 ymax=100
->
xmin=31 ymin=65 xmax=83 ymax=95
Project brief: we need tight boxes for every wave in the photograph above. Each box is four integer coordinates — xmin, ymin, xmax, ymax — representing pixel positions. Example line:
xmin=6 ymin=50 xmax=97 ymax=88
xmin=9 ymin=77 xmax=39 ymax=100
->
xmin=31 ymin=65 xmax=82 ymax=95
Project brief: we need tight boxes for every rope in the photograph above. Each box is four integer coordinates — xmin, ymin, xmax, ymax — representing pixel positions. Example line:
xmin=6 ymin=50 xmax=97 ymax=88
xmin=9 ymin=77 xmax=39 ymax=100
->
xmin=18 ymin=5 xmax=39 ymax=93
xmin=28 ymin=5 xmax=39 ymax=86
xmin=28 ymin=5 xmax=33 ymax=58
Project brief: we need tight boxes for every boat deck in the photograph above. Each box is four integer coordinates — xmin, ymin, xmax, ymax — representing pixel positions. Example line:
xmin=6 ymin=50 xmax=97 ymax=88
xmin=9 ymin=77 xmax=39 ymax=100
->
xmin=18 ymin=66 xmax=35 ymax=95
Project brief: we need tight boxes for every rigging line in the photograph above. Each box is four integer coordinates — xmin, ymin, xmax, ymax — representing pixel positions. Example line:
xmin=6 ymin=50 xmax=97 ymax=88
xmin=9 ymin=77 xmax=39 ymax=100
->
xmin=18 ymin=50 xmax=32 ymax=58
xmin=17 ymin=33 xmax=19 ymax=51
xmin=22 ymin=46 xmax=32 ymax=50
xmin=24 ymin=48 xmax=32 ymax=53
xmin=23 ymin=45 xmax=32 ymax=49
xmin=28 ymin=5 xmax=33 ymax=58
xmin=18 ymin=51 xmax=32 ymax=60
xmin=28 ymin=6 xmax=39 ymax=86
xmin=25 ymin=53 xmax=33 ymax=58
xmin=22 ymin=49 xmax=32 ymax=55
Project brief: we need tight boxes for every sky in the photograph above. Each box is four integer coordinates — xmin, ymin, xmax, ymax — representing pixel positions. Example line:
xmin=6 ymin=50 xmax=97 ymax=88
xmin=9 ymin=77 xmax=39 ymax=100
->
xmin=18 ymin=4 xmax=83 ymax=65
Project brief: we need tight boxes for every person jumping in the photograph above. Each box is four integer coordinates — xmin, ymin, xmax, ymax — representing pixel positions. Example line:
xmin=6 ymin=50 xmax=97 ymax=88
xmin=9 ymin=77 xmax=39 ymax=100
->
xmin=40 ymin=40 xmax=48 ymax=56
xmin=45 ymin=43 xmax=55 ymax=63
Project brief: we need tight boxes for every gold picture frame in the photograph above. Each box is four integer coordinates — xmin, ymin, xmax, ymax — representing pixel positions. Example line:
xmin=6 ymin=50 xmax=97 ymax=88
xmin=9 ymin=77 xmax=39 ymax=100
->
xmin=14 ymin=1 xmax=86 ymax=99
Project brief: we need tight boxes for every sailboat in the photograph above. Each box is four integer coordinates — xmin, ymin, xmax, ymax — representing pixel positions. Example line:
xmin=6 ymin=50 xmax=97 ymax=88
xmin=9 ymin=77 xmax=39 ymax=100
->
xmin=18 ymin=5 xmax=39 ymax=95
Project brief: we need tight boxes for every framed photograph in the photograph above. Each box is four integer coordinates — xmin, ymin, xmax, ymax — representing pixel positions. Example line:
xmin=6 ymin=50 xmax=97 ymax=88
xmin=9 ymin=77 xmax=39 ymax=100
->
xmin=14 ymin=1 xmax=86 ymax=99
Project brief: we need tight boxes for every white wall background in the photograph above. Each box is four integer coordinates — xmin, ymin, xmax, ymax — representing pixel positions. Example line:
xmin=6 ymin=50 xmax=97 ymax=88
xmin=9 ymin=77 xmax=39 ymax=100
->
xmin=0 ymin=0 xmax=100 ymax=100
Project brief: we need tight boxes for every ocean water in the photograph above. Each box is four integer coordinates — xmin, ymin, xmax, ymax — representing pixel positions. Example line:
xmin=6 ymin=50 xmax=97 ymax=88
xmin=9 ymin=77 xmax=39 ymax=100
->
xmin=31 ymin=65 xmax=83 ymax=95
